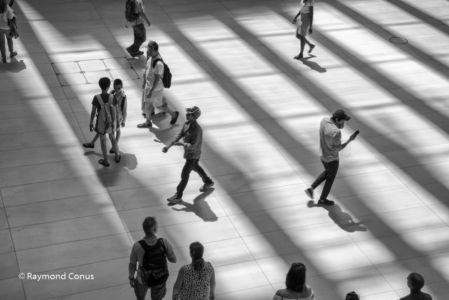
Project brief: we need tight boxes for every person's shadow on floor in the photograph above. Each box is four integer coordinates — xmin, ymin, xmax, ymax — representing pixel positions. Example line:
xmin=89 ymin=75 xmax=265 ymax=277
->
xmin=3 ymin=58 xmax=26 ymax=73
xmin=170 ymin=189 xmax=218 ymax=222
xmin=300 ymin=55 xmax=327 ymax=73
xmin=307 ymin=200 xmax=367 ymax=232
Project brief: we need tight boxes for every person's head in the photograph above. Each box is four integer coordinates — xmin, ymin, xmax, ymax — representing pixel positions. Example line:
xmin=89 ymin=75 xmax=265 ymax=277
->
xmin=345 ymin=291 xmax=360 ymax=300
xmin=190 ymin=242 xmax=205 ymax=271
xmin=285 ymin=262 xmax=306 ymax=292
xmin=331 ymin=109 xmax=351 ymax=129
xmin=407 ymin=273 xmax=425 ymax=292
xmin=147 ymin=40 xmax=159 ymax=57
xmin=186 ymin=106 xmax=201 ymax=123
xmin=0 ymin=0 xmax=8 ymax=13
xmin=142 ymin=216 xmax=157 ymax=236
xmin=98 ymin=77 xmax=111 ymax=91
xmin=113 ymin=78 xmax=123 ymax=93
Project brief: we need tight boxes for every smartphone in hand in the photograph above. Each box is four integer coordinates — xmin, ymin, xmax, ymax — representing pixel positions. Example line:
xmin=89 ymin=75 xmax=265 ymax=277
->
xmin=352 ymin=129 xmax=360 ymax=139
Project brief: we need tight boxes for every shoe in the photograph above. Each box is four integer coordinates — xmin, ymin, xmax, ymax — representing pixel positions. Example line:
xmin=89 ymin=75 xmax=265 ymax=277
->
xmin=293 ymin=53 xmax=303 ymax=60
xmin=98 ymin=159 xmax=110 ymax=167
xmin=82 ymin=142 xmax=95 ymax=148
xmin=167 ymin=194 xmax=182 ymax=204
xmin=199 ymin=181 xmax=214 ymax=192
xmin=115 ymin=154 xmax=121 ymax=163
xmin=10 ymin=51 xmax=17 ymax=58
xmin=135 ymin=50 xmax=144 ymax=56
xmin=170 ymin=111 xmax=179 ymax=125
xmin=308 ymin=44 xmax=315 ymax=54
xmin=137 ymin=122 xmax=152 ymax=128
xmin=2 ymin=57 xmax=6 ymax=63
xmin=109 ymin=148 xmax=115 ymax=154
xmin=305 ymin=188 xmax=314 ymax=199
xmin=318 ymin=199 xmax=335 ymax=206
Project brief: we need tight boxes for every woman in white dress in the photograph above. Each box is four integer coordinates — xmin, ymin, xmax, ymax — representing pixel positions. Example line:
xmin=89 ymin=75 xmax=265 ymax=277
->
xmin=292 ymin=0 xmax=316 ymax=59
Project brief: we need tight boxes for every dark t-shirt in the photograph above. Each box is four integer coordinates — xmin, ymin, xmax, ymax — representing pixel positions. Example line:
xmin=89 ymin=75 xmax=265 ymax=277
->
xmin=400 ymin=292 xmax=432 ymax=300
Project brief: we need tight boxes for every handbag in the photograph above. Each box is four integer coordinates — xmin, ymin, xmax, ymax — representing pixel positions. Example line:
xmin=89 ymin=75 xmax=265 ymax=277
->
xmin=8 ymin=17 xmax=19 ymax=39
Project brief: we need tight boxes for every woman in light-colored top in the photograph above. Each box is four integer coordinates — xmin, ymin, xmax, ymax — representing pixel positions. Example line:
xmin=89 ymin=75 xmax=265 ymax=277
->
xmin=292 ymin=0 xmax=316 ymax=59
xmin=173 ymin=242 xmax=215 ymax=300
xmin=0 ymin=0 xmax=17 ymax=63
xmin=273 ymin=263 xmax=315 ymax=300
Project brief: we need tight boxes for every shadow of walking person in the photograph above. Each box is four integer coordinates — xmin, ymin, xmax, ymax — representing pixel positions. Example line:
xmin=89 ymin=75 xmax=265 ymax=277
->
xmin=299 ymin=55 xmax=327 ymax=73
xmin=170 ymin=189 xmax=218 ymax=222
xmin=307 ymin=200 xmax=366 ymax=232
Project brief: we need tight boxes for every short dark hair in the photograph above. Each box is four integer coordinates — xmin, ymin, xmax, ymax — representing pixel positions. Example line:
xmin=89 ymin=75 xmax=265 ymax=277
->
xmin=408 ymin=273 xmax=425 ymax=291
xmin=142 ymin=217 xmax=157 ymax=235
xmin=346 ymin=291 xmax=359 ymax=300
xmin=286 ymin=262 xmax=306 ymax=292
xmin=113 ymin=78 xmax=123 ymax=87
xmin=98 ymin=77 xmax=111 ymax=90
xmin=148 ymin=40 xmax=159 ymax=52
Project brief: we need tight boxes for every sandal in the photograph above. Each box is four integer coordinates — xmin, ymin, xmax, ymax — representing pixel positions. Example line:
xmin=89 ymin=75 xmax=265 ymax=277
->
xmin=98 ymin=159 xmax=110 ymax=167
xmin=115 ymin=154 xmax=121 ymax=163
xmin=83 ymin=142 xmax=95 ymax=148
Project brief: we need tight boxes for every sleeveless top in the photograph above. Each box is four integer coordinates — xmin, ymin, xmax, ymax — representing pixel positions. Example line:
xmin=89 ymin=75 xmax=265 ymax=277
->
xmin=177 ymin=262 xmax=214 ymax=300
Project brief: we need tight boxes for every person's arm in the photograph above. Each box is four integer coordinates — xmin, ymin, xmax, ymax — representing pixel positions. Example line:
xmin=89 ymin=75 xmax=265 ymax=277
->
xmin=138 ymin=1 xmax=151 ymax=26
xmin=292 ymin=9 xmax=301 ymax=23
xmin=162 ymin=239 xmax=177 ymax=263
xmin=128 ymin=244 xmax=138 ymax=287
xmin=309 ymin=6 xmax=314 ymax=34
xmin=172 ymin=267 xmax=185 ymax=300
xmin=122 ymin=96 xmax=128 ymax=125
xmin=336 ymin=131 xmax=358 ymax=152
xmin=209 ymin=265 xmax=215 ymax=300
xmin=89 ymin=105 xmax=96 ymax=132
xmin=162 ymin=128 xmax=185 ymax=152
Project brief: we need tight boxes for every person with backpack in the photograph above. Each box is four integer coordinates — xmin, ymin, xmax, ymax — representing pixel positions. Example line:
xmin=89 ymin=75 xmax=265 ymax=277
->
xmin=138 ymin=40 xmax=179 ymax=128
xmin=129 ymin=216 xmax=177 ymax=300
xmin=84 ymin=77 xmax=120 ymax=167
xmin=172 ymin=242 xmax=215 ymax=300
xmin=162 ymin=106 xmax=214 ymax=204
xmin=83 ymin=78 xmax=128 ymax=154
xmin=125 ymin=0 xmax=151 ymax=57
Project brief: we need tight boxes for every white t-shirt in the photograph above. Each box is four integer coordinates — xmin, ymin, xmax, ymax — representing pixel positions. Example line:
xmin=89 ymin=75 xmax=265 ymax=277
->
xmin=0 ymin=6 xmax=14 ymax=30
xmin=145 ymin=56 xmax=164 ymax=92
xmin=319 ymin=117 xmax=341 ymax=162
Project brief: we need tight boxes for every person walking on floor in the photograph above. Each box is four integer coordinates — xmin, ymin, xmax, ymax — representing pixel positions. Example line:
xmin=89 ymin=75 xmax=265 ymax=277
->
xmin=138 ymin=40 xmax=178 ymax=128
xmin=125 ymin=0 xmax=151 ymax=57
xmin=162 ymin=106 xmax=214 ymax=204
xmin=129 ymin=216 xmax=177 ymax=300
xmin=172 ymin=242 xmax=216 ymax=300
xmin=305 ymin=109 xmax=359 ymax=206
xmin=292 ymin=0 xmax=316 ymax=59
xmin=0 ymin=0 xmax=17 ymax=63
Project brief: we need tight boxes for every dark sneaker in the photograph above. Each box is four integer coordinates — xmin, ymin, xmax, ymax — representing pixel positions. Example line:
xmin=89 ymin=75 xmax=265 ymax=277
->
xmin=137 ymin=122 xmax=152 ymax=128
xmin=170 ymin=111 xmax=179 ymax=125
xmin=135 ymin=50 xmax=144 ymax=56
xmin=167 ymin=194 xmax=182 ymax=204
xmin=2 ymin=57 xmax=6 ymax=63
xmin=109 ymin=148 xmax=115 ymax=154
xmin=305 ymin=188 xmax=314 ymax=199
xmin=294 ymin=53 xmax=303 ymax=60
xmin=82 ymin=142 xmax=95 ymax=148
xmin=10 ymin=51 xmax=17 ymax=58
xmin=308 ymin=44 xmax=315 ymax=54
xmin=199 ymin=181 xmax=214 ymax=192
xmin=318 ymin=199 xmax=335 ymax=206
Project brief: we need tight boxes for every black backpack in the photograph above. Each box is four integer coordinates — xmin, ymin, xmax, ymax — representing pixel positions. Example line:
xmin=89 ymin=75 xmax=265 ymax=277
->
xmin=152 ymin=58 xmax=172 ymax=88
xmin=125 ymin=0 xmax=139 ymax=22
xmin=139 ymin=239 xmax=169 ymax=287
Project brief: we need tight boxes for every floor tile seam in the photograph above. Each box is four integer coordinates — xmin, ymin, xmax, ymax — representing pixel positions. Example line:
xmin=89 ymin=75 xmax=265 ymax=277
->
xmin=214 ymin=283 xmax=275 ymax=296
xmin=41 ymin=282 xmax=130 ymax=300
xmin=13 ymin=231 xmax=131 ymax=253
xmin=0 ymin=187 xmax=27 ymax=300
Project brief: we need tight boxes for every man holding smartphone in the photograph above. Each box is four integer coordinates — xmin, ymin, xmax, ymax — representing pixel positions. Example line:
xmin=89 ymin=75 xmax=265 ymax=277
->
xmin=305 ymin=109 xmax=359 ymax=206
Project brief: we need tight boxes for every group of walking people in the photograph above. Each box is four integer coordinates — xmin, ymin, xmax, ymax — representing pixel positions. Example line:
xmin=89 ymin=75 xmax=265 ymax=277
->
xmin=79 ymin=1 xmax=433 ymax=299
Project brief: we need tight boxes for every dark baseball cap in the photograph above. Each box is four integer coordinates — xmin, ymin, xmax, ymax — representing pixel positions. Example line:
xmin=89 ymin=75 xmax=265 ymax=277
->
xmin=332 ymin=109 xmax=351 ymax=121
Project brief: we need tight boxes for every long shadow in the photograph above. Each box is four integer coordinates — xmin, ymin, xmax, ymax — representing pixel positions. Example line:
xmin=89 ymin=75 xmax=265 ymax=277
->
xmin=385 ymin=0 xmax=449 ymax=35
xmin=161 ymin=19 xmax=449 ymax=297
xmin=322 ymin=0 xmax=449 ymax=81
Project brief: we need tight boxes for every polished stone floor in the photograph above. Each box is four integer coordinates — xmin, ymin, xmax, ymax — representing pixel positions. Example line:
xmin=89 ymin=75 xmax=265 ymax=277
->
xmin=1 ymin=0 xmax=449 ymax=299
